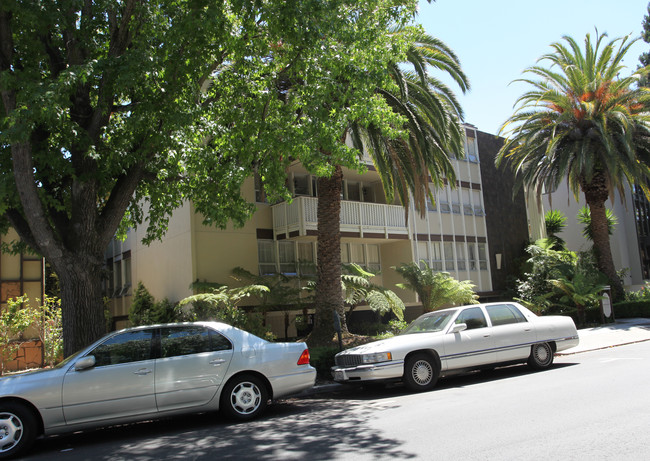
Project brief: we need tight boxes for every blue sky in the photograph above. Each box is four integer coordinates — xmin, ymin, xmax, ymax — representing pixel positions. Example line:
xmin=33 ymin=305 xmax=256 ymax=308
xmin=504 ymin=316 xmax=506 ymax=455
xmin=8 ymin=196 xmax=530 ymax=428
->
xmin=416 ymin=0 xmax=650 ymax=135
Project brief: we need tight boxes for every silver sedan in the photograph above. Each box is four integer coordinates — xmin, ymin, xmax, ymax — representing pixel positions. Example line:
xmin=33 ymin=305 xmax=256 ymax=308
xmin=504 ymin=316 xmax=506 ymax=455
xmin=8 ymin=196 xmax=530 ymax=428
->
xmin=0 ymin=322 xmax=316 ymax=459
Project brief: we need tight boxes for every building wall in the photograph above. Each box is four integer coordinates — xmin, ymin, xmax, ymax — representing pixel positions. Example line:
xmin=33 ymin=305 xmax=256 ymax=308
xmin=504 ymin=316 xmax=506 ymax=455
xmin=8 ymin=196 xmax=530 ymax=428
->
xmin=107 ymin=125 xmax=543 ymax=336
xmin=476 ymin=130 xmax=530 ymax=296
xmin=541 ymin=182 xmax=643 ymax=286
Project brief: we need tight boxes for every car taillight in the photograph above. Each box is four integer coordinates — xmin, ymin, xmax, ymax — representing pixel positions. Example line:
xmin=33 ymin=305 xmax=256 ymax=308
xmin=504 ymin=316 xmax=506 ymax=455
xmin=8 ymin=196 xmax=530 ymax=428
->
xmin=297 ymin=349 xmax=310 ymax=365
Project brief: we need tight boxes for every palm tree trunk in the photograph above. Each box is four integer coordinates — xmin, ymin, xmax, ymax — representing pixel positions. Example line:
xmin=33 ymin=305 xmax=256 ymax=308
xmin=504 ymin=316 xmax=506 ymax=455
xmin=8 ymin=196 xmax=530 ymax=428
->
xmin=583 ymin=175 xmax=624 ymax=301
xmin=309 ymin=164 xmax=346 ymax=346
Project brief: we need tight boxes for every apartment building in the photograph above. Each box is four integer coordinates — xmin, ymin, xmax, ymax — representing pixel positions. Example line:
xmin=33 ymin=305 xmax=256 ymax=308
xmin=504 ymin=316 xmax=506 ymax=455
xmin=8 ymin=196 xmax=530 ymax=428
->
xmin=105 ymin=126 xmax=532 ymax=337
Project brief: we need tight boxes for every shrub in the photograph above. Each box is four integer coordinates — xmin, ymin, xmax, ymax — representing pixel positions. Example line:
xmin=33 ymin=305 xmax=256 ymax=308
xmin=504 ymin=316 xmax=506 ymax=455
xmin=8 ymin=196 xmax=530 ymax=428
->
xmin=613 ymin=300 xmax=650 ymax=318
xmin=309 ymin=346 xmax=339 ymax=380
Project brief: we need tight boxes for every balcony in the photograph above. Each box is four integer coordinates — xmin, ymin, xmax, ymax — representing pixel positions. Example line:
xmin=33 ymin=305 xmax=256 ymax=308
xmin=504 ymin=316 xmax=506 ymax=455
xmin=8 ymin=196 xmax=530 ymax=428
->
xmin=272 ymin=196 xmax=408 ymax=239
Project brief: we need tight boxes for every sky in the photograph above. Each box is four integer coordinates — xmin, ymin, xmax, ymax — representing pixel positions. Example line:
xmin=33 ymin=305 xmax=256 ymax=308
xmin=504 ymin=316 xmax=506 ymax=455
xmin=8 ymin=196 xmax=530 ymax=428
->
xmin=416 ymin=0 xmax=650 ymax=135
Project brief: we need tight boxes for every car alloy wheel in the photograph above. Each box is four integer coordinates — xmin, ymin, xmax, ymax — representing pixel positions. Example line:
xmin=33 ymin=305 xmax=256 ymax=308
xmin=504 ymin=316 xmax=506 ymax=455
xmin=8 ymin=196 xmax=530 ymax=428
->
xmin=403 ymin=353 xmax=439 ymax=392
xmin=528 ymin=342 xmax=554 ymax=370
xmin=221 ymin=374 xmax=268 ymax=421
xmin=0 ymin=403 xmax=37 ymax=459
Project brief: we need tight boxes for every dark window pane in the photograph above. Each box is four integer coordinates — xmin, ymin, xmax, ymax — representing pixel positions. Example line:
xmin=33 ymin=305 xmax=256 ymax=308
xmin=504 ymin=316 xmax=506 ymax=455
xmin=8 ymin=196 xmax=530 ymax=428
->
xmin=91 ymin=330 xmax=153 ymax=367
xmin=210 ymin=330 xmax=233 ymax=351
xmin=161 ymin=326 xmax=212 ymax=358
xmin=455 ymin=307 xmax=487 ymax=330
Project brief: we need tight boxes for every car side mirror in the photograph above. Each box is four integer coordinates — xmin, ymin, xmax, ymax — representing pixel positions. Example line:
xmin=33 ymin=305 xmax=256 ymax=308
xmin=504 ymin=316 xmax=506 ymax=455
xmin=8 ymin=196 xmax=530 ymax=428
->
xmin=74 ymin=355 xmax=96 ymax=371
xmin=451 ymin=323 xmax=467 ymax=334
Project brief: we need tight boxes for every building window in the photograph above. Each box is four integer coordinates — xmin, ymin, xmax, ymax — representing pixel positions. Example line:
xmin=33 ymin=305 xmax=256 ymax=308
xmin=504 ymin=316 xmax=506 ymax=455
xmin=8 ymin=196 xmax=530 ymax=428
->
xmin=478 ymin=243 xmax=488 ymax=270
xmin=456 ymin=242 xmax=467 ymax=271
xmin=417 ymin=241 xmax=429 ymax=269
xmin=350 ymin=243 xmax=365 ymax=266
xmin=367 ymin=244 xmax=381 ymax=273
xmin=258 ymin=240 xmax=277 ymax=275
xmin=341 ymin=243 xmax=381 ymax=273
xmin=431 ymin=242 xmax=443 ymax=271
xmin=254 ymin=174 xmax=267 ymax=203
xmin=113 ymin=260 xmax=122 ymax=297
xmin=468 ymin=243 xmax=477 ymax=271
xmin=278 ymin=241 xmax=297 ymax=275
xmin=121 ymin=253 xmax=132 ymax=296
xmin=444 ymin=242 xmax=455 ymax=271
xmin=298 ymin=242 xmax=316 ymax=276
xmin=346 ymin=181 xmax=361 ymax=202
xmin=466 ymin=136 xmax=478 ymax=163
xmin=293 ymin=174 xmax=311 ymax=196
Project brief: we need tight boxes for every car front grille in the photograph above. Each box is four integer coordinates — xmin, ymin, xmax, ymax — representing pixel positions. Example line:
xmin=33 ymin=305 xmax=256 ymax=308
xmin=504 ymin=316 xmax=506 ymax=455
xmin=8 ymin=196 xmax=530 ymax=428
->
xmin=335 ymin=354 xmax=364 ymax=368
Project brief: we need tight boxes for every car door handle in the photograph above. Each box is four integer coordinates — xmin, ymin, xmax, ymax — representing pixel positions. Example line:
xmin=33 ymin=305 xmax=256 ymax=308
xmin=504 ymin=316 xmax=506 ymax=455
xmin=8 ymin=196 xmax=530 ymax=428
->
xmin=134 ymin=368 xmax=153 ymax=376
xmin=210 ymin=359 xmax=227 ymax=366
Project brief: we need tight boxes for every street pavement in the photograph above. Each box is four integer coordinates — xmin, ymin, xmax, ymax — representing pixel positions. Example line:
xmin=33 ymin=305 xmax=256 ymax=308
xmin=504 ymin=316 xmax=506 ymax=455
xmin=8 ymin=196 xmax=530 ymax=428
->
xmin=309 ymin=317 xmax=650 ymax=394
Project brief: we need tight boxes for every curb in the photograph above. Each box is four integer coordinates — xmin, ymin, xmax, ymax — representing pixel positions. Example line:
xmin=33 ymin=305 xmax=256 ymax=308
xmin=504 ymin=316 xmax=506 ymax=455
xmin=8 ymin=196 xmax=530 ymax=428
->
xmin=555 ymin=337 xmax=650 ymax=356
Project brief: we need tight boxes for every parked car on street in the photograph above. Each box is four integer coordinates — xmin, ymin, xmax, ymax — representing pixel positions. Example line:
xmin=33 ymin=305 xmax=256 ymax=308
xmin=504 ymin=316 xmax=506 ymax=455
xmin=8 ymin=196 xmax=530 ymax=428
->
xmin=0 ymin=322 xmax=316 ymax=459
xmin=332 ymin=302 xmax=579 ymax=391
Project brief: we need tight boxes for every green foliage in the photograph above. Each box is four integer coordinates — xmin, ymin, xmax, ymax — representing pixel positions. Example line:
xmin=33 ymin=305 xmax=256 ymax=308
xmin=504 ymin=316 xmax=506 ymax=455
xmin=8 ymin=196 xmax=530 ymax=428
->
xmin=341 ymin=264 xmax=405 ymax=320
xmin=544 ymin=209 xmax=567 ymax=250
xmin=0 ymin=0 xmax=422 ymax=355
xmin=308 ymin=346 xmax=340 ymax=380
xmin=613 ymin=300 xmax=650 ymax=318
xmin=179 ymin=285 xmax=274 ymax=340
xmin=128 ymin=282 xmax=179 ymax=327
xmin=497 ymin=31 xmax=650 ymax=301
xmin=0 ymin=296 xmax=36 ymax=375
xmin=515 ymin=241 xmax=608 ymax=324
xmin=625 ymin=281 xmax=650 ymax=301
xmin=29 ymin=295 xmax=64 ymax=368
xmin=0 ymin=295 xmax=63 ymax=374
xmin=394 ymin=261 xmax=478 ymax=312
xmin=577 ymin=206 xmax=618 ymax=241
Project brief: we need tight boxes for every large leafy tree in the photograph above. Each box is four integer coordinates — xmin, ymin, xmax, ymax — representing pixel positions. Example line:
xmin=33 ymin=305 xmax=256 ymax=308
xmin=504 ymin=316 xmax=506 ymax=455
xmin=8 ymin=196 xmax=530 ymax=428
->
xmin=308 ymin=25 xmax=469 ymax=345
xmin=496 ymin=32 xmax=650 ymax=301
xmin=0 ymin=0 xmax=419 ymax=355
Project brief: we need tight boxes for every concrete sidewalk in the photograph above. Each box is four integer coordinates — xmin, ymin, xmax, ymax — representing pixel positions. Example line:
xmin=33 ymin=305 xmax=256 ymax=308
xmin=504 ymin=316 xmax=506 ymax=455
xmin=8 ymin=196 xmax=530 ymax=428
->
xmin=556 ymin=317 xmax=650 ymax=355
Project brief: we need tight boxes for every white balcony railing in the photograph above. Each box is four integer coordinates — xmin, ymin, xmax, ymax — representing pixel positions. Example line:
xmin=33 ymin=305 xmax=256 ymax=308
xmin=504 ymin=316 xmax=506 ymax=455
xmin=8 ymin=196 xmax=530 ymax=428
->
xmin=272 ymin=196 xmax=408 ymax=238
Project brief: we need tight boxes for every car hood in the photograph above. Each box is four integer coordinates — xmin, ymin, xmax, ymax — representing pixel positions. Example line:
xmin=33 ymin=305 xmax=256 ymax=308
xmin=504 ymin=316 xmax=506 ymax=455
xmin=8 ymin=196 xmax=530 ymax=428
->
xmin=337 ymin=331 xmax=445 ymax=355
xmin=0 ymin=367 xmax=64 ymax=394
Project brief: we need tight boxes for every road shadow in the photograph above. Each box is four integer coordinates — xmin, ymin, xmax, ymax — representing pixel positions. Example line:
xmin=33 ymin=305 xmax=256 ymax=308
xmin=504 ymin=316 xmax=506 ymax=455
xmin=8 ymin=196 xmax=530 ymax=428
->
xmin=26 ymin=394 xmax=416 ymax=460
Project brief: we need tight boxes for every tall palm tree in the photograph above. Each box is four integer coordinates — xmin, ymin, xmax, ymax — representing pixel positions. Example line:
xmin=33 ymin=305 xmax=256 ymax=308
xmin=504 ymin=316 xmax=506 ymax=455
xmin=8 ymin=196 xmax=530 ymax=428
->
xmin=309 ymin=29 xmax=469 ymax=345
xmin=496 ymin=31 xmax=650 ymax=301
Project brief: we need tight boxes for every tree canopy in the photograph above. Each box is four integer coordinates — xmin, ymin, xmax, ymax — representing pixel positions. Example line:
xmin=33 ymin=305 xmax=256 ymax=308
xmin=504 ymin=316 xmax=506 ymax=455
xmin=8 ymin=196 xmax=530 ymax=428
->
xmin=496 ymin=31 xmax=650 ymax=300
xmin=0 ymin=0 xmax=421 ymax=354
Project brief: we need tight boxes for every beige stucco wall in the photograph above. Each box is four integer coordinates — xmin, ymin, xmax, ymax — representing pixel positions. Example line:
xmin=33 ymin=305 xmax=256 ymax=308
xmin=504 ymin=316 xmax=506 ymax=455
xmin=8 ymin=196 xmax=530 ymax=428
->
xmin=541 ymin=183 xmax=642 ymax=286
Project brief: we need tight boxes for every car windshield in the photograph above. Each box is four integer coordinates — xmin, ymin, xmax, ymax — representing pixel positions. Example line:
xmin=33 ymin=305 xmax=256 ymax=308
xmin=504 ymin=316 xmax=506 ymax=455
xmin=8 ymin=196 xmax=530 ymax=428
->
xmin=400 ymin=310 xmax=456 ymax=335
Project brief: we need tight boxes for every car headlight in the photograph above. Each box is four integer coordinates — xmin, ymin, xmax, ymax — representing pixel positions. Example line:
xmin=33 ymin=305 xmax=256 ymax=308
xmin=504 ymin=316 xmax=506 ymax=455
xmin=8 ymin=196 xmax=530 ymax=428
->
xmin=362 ymin=352 xmax=392 ymax=364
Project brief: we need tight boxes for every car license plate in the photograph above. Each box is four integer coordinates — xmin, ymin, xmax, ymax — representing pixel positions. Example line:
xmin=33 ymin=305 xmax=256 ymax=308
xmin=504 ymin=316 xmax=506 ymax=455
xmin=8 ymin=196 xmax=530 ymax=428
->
xmin=334 ymin=370 xmax=346 ymax=381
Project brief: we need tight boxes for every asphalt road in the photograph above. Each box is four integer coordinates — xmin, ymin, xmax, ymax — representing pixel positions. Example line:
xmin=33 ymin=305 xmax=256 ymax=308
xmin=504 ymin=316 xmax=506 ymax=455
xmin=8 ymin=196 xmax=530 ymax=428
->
xmin=24 ymin=342 xmax=650 ymax=460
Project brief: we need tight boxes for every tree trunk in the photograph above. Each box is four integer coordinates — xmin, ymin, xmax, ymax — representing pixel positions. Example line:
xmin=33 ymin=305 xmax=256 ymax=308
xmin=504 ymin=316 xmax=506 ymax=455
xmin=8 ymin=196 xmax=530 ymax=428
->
xmin=309 ymin=164 xmax=346 ymax=346
xmin=582 ymin=174 xmax=625 ymax=301
xmin=51 ymin=256 xmax=107 ymax=357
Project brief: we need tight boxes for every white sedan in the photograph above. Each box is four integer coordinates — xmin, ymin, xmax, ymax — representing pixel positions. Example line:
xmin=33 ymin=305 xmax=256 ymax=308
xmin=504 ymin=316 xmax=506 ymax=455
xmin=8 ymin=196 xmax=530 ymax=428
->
xmin=332 ymin=302 xmax=579 ymax=391
xmin=0 ymin=322 xmax=316 ymax=459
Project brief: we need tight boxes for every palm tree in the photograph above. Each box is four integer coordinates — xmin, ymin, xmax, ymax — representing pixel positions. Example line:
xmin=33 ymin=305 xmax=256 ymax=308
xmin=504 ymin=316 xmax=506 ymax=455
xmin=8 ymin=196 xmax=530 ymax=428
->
xmin=309 ymin=29 xmax=469 ymax=345
xmin=496 ymin=31 xmax=650 ymax=301
xmin=394 ymin=261 xmax=478 ymax=312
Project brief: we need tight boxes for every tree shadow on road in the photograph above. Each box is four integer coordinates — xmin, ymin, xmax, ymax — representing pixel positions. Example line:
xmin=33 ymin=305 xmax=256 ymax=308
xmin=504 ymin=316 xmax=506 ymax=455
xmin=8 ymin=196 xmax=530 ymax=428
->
xmin=27 ymin=395 xmax=416 ymax=460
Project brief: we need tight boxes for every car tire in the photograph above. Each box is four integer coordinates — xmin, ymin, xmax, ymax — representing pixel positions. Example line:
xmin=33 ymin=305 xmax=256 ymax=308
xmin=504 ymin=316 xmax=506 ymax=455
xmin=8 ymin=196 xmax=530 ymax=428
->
xmin=220 ymin=374 xmax=268 ymax=421
xmin=0 ymin=402 xmax=38 ymax=460
xmin=403 ymin=353 xmax=439 ymax=392
xmin=528 ymin=342 xmax=554 ymax=370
